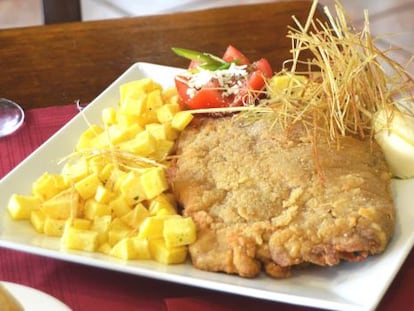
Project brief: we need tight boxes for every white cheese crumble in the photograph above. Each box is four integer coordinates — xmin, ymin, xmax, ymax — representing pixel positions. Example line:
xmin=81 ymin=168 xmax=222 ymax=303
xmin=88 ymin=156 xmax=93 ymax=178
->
xmin=182 ymin=63 xmax=248 ymax=98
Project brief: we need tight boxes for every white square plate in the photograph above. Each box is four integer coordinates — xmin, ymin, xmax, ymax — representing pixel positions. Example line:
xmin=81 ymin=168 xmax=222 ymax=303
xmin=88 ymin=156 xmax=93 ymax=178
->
xmin=1 ymin=62 xmax=413 ymax=311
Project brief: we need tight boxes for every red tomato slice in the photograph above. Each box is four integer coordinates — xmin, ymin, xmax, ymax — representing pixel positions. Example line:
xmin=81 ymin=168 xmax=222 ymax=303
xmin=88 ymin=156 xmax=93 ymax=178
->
xmin=254 ymin=58 xmax=273 ymax=78
xmin=247 ymin=58 xmax=273 ymax=90
xmin=175 ymin=77 xmax=228 ymax=109
xmin=222 ymin=45 xmax=250 ymax=65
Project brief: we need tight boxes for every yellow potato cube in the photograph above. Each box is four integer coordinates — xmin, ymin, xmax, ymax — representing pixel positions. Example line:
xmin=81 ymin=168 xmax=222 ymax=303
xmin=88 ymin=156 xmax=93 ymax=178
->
xmin=99 ymin=163 xmax=115 ymax=184
xmin=62 ymin=224 xmax=98 ymax=252
xmin=116 ymin=112 xmax=142 ymax=127
xmin=109 ymin=195 xmax=133 ymax=218
xmin=44 ymin=217 xmax=66 ymax=236
xmin=61 ymin=159 xmax=90 ymax=184
xmin=102 ymin=107 xmax=117 ymax=125
xmin=87 ymin=156 xmax=106 ymax=176
xmin=149 ymin=239 xmax=187 ymax=264
xmin=267 ymin=74 xmax=308 ymax=96
xmin=91 ymin=215 xmax=112 ymax=245
xmin=137 ymin=216 xmax=164 ymax=240
xmin=98 ymin=242 xmax=112 ymax=255
xmin=121 ymin=130 xmax=156 ymax=156
xmin=120 ymin=91 xmax=147 ymax=117
xmin=156 ymin=103 xmax=180 ymax=123
xmin=76 ymin=124 xmax=104 ymax=150
xmin=108 ymin=229 xmax=130 ymax=246
xmin=32 ymin=172 xmax=66 ymax=200
xmin=120 ymin=78 xmax=161 ymax=100
xmin=152 ymin=139 xmax=174 ymax=161
xmin=119 ymin=171 xmax=146 ymax=202
xmin=138 ymin=215 xmax=179 ymax=240
xmin=30 ymin=209 xmax=46 ymax=233
xmin=110 ymin=237 xmax=151 ymax=260
xmin=41 ymin=191 xmax=78 ymax=219
xmin=74 ymin=173 xmax=101 ymax=200
xmin=94 ymin=185 xmax=115 ymax=204
xmin=146 ymin=123 xmax=177 ymax=141
xmin=146 ymin=89 xmax=164 ymax=114
xmin=139 ymin=167 xmax=169 ymax=200
xmin=71 ymin=218 xmax=92 ymax=230
xmin=84 ymin=199 xmax=111 ymax=220
xmin=163 ymin=217 xmax=197 ymax=247
xmin=107 ymin=123 xmax=142 ymax=145
xmin=7 ymin=194 xmax=41 ymax=220
xmin=148 ymin=195 xmax=176 ymax=216
xmin=120 ymin=203 xmax=149 ymax=229
xmin=171 ymin=111 xmax=193 ymax=131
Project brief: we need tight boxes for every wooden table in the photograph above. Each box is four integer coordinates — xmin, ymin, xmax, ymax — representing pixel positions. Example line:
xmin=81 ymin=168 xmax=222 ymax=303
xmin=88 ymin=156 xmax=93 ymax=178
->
xmin=0 ymin=1 xmax=322 ymax=109
xmin=0 ymin=2 xmax=412 ymax=311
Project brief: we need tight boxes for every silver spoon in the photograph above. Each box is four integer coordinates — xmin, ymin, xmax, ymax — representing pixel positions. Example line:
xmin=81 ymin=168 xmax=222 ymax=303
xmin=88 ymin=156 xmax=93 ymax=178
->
xmin=0 ymin=98 xmax=25 ymax=138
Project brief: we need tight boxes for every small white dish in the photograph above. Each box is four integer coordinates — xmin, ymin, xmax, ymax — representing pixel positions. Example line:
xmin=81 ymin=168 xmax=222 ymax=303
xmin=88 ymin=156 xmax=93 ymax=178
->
xmin=1 ymin=281 xmax=71 ymax=311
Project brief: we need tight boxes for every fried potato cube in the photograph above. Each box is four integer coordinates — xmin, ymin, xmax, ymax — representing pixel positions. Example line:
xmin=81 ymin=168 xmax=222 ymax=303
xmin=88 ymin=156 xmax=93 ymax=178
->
xmin=107 ymin=123 xmax=142 ymax=145
xmin=171 ymin=111 xmax=193 ymax=131
xmin=137 ymin=216 xmax=164 ymax=240
xmin=7 ymin=194 xmax=41 ymax=220
xmin=149 ymin=239 xmax=187 ymax=264
xmin=146 ymin=123 xmax=178 ymax=141
xmin=94 ymin=185 xmax=115 ymax=204
xmin=84 ymin=199 xmax=111 ymax=220
xmin=138 ymin=215 xmax=180 ymax=240
xmin=163 ymin=217 xmax=196 ymax=247
xmin=30 ymin=209 xmax=46 ymax=233
xmin=109 ymin=195 xmax=133 ymax=218
xmin=62 ymin=224 xmax=98 ymax=252
xmin=139 ymin=167 xmax=169 ymax=200
xmin=156 ymin=103 xmax=180 ymax=123
xmin=74 ymin=173 xmax=101 ymax=200
xmin=110 ymin=237 xmax=151 ymax=260
xmin=116 ymin=112 xmax=142 ymax=127
xmin=76 ymin=124 xmax=104 ymax=150
xmin=102 ymin=107 xmax=117 ymax=125
xmin=148 ymin=195 xmax=176 ymax=216
xmin=119 ymin=171 xmax=146 ymax=202
xmin=120 ymin=203 xmax=149 ymax=229
xmin=146 ymin=89 xmax=164 ymax=113
xmin=91 ymin=215 xmax=112 ymax=245
xmin=152 ymin=139 xmax=174 ymax=161
xmin=43 ymin=217 xmax=66 ymax=237
xmin=120 ymin=90 xmax=147 ymax=117
xmin=120 ymin=78 xmax=161 ymax=101
xmin=122 ymin=130 xmax=156 ymax=156
xmin=267 ymin=74 xmax=308 ymax=96
xmin=71 ymin=218 xmax=92 ymax=230
xmin=108 ymin=218 xmax=131 ymax=246
xmin=61 ymin=159 xmax=89 ymax=184
xmin=41 ymin=191 xmax=78 ymax=220
xmin=108 ymin=230 xmax=130 ymax=247
xmin=98 ymin=242 xmax=112 ymax=255
xmin=32 ymin=172 xmax=66 ymax=200
xmin=98 ymin=163 xmax=115 ymax=183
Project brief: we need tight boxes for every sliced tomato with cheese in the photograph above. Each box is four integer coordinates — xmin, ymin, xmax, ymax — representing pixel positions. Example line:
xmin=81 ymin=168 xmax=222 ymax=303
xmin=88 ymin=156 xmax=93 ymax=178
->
xmin=222 ymin=45 xmax=250 ymax=65
xmin=174 ymin=45 xmax=273 ymax=109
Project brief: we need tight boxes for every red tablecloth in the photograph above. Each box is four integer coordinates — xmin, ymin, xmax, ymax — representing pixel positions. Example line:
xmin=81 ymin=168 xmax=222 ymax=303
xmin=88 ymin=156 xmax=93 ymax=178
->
xmin=0 ymin=105 xmax=413 ymax=311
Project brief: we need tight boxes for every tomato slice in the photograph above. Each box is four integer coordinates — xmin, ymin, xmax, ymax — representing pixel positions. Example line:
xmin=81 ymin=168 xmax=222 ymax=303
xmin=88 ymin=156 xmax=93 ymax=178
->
xmin=175 ymin=77 xmax=228 ymax=109
xmin=247 ymin=58 xmax=273 ymax=90
xmin=254 ymin=58 xmax=273 ymax=78
xmin=222 ymin=45 xmax=250 ymax=65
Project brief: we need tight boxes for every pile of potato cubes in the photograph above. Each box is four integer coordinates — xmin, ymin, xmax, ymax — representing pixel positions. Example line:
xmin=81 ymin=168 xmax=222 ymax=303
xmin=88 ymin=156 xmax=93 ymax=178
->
xmin=7 ymin=78 xmax=196 ymax=264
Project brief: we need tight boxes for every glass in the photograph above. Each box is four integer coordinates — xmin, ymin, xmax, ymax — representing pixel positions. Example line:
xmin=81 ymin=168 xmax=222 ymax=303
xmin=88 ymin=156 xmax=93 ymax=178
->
xmin=0 ymin=98 xmax=25 ymax=138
